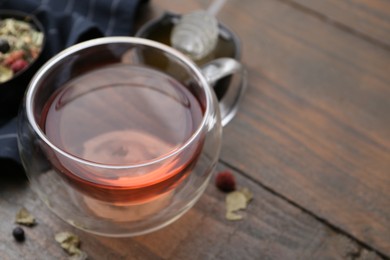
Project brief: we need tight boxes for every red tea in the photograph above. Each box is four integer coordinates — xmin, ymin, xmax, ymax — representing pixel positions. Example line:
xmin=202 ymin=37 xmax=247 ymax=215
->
xmin=40 ymin=64 xmax=204 ymax=203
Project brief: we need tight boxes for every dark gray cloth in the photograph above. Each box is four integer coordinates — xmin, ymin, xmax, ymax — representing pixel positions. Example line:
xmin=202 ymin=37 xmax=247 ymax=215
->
xmin=0 ymin=0 xmax=148 ymax=164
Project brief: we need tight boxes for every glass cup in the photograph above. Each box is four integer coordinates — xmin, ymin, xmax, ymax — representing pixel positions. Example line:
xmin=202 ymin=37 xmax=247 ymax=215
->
xmin=18 ymin=37 xmax=246 ymax=236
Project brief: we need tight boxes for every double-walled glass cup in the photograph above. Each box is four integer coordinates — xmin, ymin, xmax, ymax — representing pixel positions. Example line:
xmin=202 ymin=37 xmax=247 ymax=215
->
xmin=18 ymin=37 xmax=245 ymax=236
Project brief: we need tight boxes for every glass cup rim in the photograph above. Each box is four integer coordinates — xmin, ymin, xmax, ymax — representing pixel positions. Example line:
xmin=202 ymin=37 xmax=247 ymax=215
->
xmin=25 ymin=37 xmax=214 ymax=169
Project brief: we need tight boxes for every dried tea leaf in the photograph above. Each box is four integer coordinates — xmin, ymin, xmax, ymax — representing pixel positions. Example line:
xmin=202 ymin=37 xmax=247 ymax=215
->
xmin=68 ymin=251 xmax=88 ymax=260
xmin=240 ymin=187 xmax=253 ymax=202
xmin=0 ymin=65 xmax=13 ymax=83
xmin=15 ymin=207 xmax=36 ymax=226
xmin=55 ymin=232 xmax=87 ymax=259
xmin=55 ymin=231 xmax=80 ymax=246
xmin=55 ymin=231 xmax=80 ymax=253
xmin=225 ymin=187 xmax=254 ymax=221
xmin=226 ymin=211 xmax=243 ymax=221
xmin=226 ymin=191 xmax=247 ymax=213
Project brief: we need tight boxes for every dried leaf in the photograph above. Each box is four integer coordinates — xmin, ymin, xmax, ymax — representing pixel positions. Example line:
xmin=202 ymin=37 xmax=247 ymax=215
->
xmin=0 ymin=65 xmax=13 ymax=83
xmin=55 ymin=231 xmax=80 ymax=246
xmin=226 ymin=211 xmax=243 ymax=221
xmin=225 ymin=187 xmax=253 ymax=221
xmin=226 ymin=191 xmax=247 ymax=213
xmin=55 ymin=232 xmax=87 ymax=259
xmin=68 ymin=251 xmax=88 ymax=260
xmin=15 ymin=207 xmax=36 ymax=226
xmin=239 ymin=187 xmax=253 ymax=202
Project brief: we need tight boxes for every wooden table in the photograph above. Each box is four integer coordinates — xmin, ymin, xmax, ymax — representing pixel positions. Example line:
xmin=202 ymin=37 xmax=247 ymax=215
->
xmin=1 ymin=0 xmax=389 ymax=259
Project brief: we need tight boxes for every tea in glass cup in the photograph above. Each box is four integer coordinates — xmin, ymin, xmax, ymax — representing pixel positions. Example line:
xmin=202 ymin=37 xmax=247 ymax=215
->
xmin=18 ymin=37 xmax=245 ymax=236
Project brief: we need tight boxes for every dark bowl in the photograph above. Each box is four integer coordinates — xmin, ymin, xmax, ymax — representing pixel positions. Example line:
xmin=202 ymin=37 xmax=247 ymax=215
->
xmin=0 ymin=10 xmax=46 ymax=124
xmin=136 ymin=12 xmax=241 ymax=100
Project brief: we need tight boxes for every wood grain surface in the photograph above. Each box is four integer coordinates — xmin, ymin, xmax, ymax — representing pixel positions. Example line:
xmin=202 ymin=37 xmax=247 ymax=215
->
xmin=288 ymin=0 xmax=390 ymax=48
xmin=1 ymin=0 xmax=389 ymax=259
xmin=154 ymin=0 xmax=390 ymax=256
xmin=0 ymin=164 xmax=382 ymax=259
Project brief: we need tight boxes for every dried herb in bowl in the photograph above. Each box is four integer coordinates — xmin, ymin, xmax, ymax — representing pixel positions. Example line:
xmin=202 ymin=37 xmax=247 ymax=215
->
xmin=0 ymin=17 xmax=44 ymax=83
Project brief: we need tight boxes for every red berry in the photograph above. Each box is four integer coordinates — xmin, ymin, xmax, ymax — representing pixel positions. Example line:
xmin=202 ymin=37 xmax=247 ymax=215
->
xmin=4 ymin=50 xmax=25 ymax=66
xmin=10 ymin=59 xmax=28 ymax=73
xmin=215 ymin=171 xmax=236 ymax=192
